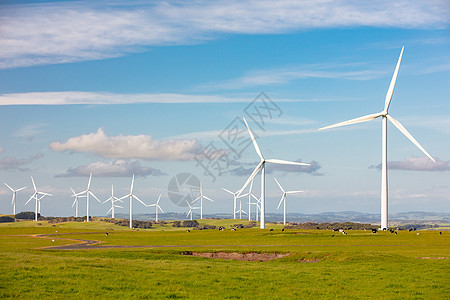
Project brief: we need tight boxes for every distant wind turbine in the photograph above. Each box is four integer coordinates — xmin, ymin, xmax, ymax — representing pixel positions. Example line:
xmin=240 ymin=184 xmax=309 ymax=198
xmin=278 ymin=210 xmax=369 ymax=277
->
xmin=319 ymin=46 xmax=434 ymax=230
xmin=4 ymin=183 xmax=27 ymax=215
xmin=119 ymin=175 xmax=148 ymax=229
xmin=25 ymin=177 xmax=52 ymax=221
xmin=274 ymin=178 xmax=303 ymax=225
xmin=103 ymin=185 xmax=123 ymax=219
xmin=75 ymin=173 xmax=101 ymax=222
xmin=185 ymin=199 xmax=199 ymax=220
xmin=148 ymin=194 xmax=164 ymax=222
xmin=222 ymin=188 xmax=248 ymax=219
xmin=192 ymin=183 xmax=213 ymax=219
xmin=237 ymin=117 xmax=310 ymax=229
xmin=70 ymin=187 xmax=86 ymax=218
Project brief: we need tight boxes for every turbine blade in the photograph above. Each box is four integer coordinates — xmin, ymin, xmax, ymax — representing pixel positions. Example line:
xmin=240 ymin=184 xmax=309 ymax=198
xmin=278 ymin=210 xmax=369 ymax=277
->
xmin=384 ymin=46 xmax=404 ymax=112
xmin=130 ymin=175 xmax=135 ymax=193
xmin=274 ymin=178 xmax=284 ymax=192
xmin=286 ymin=190 xmax=304 ymax=194
xmin=4 ymin=183 xmax=14 ymax=192
xmin=266 ymin=159 xmax=310 ymax=166
xmin=72 ymin=198 xmax=78 ymax=207
xmin=222 ymin=188 xmax=234 ymax=195
xmin=387 ymin=115 xmax=435 ymax=162
xmin=31 ymin=176 xmax=37 ymax=192
xmin=237 ymin=161 xmax=263 ymax=196
xmin=277 ymin=195 xmax=285 ymax=210
xmin=39 ymin=192 xmax=52 ymax=196
xmin=87 ymin=173 xmax=92 ymax=189
xmin=107 ymin=207 xmax=113 ymax=214
xmin=203 ymin=195 xmax=214 ymax=202
xmin=115 ymin=205 xmax=124 ymax=209
xmin=118 ymin=194 xmax=130 ymax=201
xmin=70 ymin=188 xmax=76 ymax=196
xmin=157 ymin=194 xmax=161 ymax=204
xmin=318 ymin=112 xmax=382 ymax=131
xmin=89 ymin=191 xmax=101 ymax=203
xmin=17 ymin=186 xmax=27 ymax=192
xmin=192 ymin=196 xmax=201 ymax=204
xmin=132 ymin=195 xmax=147 ymax=207
xmin=157 ymin=205 xmax=164 ymax=213
xmin=243 ymin=117 xmax=264 ymax=160
xmin=25 ymin=195 xmax=34 ymax=205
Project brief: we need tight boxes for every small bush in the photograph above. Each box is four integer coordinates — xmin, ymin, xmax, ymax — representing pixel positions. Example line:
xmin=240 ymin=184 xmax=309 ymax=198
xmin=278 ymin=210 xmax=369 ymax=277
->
xmin=15 ymin=211 xmax=40 ymax=220
xmin=0 ymin=216 xmax=15 ymax=223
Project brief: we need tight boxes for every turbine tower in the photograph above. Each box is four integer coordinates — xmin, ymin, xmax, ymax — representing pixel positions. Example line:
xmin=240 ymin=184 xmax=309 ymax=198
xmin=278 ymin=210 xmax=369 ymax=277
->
xmin=4 ymin=183 xmax=27 ymax=215
xmin=103 ymin=185 xmax=123 ymax=219
xmin=26 ymin=177 xmax=52 ymax=221
xmin=274 ymin=178 xmax=303 ymax=225
xmin=75 ymin=173 xmax=101 ymax=222
xmin=319 ymin=46 xmax=434 ymax=230
xmin=148 ymin=194 xmax=164 ymax=222
xmin=119 ymin=175 xmax=148 ymax=229
xmin=192 ymin=183 xmax=214 ymax=219
xmin=223 ymin=188 xmax=248 ymax=219
xmin=238 ymin=117 xmax=310 ymax=229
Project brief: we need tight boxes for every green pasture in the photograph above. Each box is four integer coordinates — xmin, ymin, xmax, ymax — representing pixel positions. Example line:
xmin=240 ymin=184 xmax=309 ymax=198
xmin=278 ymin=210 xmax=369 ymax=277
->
xmin=0 ymin=220 xmax=448 ymax=299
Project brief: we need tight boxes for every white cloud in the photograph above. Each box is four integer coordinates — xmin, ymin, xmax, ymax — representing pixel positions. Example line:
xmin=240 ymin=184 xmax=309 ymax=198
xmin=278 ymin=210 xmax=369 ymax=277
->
xmin=0 ymin=91 xmax=250 ymax=105
xmin=370 ymin=156 xmax=450 ymax=171
xmin=50 ymin=128 xmax=205 ymax=161
xmin=1 ymin=0 xmax=448 ymax=68
xmin=55 ymin=160 xmax=165 ymax=177
xmin=199 ymin=63 xmax=389 ymax=90
xmin=0 ymin=153 xmax=43 ymax=171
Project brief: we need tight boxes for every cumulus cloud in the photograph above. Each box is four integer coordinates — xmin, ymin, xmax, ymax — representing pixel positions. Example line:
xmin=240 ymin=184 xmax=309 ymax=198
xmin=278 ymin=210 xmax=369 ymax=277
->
xmin=50 ymin=128 xmax=207 ymax=161
xmin=55 ymin=160 xmax=165 ymax=178
xmin=0 ymin=153 xmax=43 ymax=171
xmin=1 ymin=0 xmax=448 ymax=68
xmin=229 ymin=159 xmax=322 ymax=176
xmin=369 ymin=156 xmax=450 ymax=171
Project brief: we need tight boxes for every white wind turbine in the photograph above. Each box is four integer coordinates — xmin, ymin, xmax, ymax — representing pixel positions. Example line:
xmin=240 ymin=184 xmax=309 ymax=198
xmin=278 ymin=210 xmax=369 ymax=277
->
xmin=222 ymin=188 xmax=248 ymax=219
xmin=319 ymin=46 xmax=434 ymax=230
xmin=75 ymin=173 xmax=101 ymax=222
xmin=119 ymin=175 xmax=148 ymax=229
xmin=236 ymin=197 xmax=248 ymax=219
xmin=103 ymin=185 xmax=123 ymax=219
xmin=25 ymin=177 xmax=52 ymax=221
xmin=148 ymin=194 xmax=164 ymax=222
xmin=274 ymin=178 xmax=304 ymax=225
xmin=4 ymin=183 xmax=27 ymax=215
xmin=192 ymin=183 xmax=214 ymax=219
xmin=185 ymin=199 xmax=199 ymax=220
xmin=70 ymin=188 xmax=86 ymax=218
xmin=238 ymin=117 xmax=310 ymax=229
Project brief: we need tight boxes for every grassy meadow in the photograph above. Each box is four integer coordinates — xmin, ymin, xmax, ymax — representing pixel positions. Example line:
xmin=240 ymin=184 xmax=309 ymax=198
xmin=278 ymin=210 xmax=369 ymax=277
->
xmin=0 ymin=219 xmax=448 ymax=299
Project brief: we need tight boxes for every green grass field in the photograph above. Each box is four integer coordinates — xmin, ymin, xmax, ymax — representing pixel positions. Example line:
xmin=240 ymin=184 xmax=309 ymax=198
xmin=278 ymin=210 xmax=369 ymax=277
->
xmin=0 ymin=219 xmax=448 ymax=299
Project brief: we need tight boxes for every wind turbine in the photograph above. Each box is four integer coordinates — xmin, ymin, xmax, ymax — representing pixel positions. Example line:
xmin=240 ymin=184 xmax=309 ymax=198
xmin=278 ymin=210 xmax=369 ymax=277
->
xmin=222 ymin=188 xmax=248 ymax=219
xmin=148 ymin=194 xmax=164 ymax=222
xmin=236 ymin=197 xmax=248 ymax=219
xmin=192 ymin=183 xmax=214 ymax=219
xmin=119 ymin=175 xmax=148 ymax=229
xmin=103 ymin=185 xmax=123 ymax=219
xmin=185 ymin=199 xmax=199 ymax=220
xmin=319 ymin=46 xmax=434 ymax=230
xmin=4 ymin=183 xmax=27 ymax=215
xmin=75 ymin=173 xmax=101 ymax=222
xmin=70 ymin=188 xmax=86 ymax=218
xmin=237 ymin=117 xmax=310 ymax=229
xmin=25 ymin=177 xmax=52 ymax=221
xmin=274 ymin=178 xmax=304 ymax=225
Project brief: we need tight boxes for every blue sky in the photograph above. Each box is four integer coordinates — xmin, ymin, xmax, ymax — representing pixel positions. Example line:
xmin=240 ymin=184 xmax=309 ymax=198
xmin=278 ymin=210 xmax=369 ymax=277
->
xmin=0 ymin=0 xmax=449 ymax=219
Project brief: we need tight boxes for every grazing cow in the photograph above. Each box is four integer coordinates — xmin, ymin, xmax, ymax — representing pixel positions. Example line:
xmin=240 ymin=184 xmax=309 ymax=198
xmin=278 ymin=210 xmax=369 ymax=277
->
xmin=342 ymin=231 xmax=347 ymax=235
xmin=394 ymin=231 xmax=397 ymax=235
xmin=105 ymin=232 xmax=109 ymax=236
xmin=332 ymin=228 xmax=339 ymax=232
xmin=372 ymin=229 xmax=377 ymax=234
xmin=269 ymin=229 xmax=273 ymax=231
xmin=186 ymin=229 xmax=190 ymax=233
xmin=282 ymin=228 xmax=285 ymax=232
xmin=331 ymin=235 xmax=335 ymax=237
xmin=440 ymin=231 xmax=442 ymax=235
xmin=231 ymin=228 xmax=236 ymax=231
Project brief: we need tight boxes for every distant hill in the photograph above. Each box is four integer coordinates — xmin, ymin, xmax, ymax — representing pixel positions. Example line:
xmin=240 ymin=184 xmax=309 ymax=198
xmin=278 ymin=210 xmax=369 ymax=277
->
xmin=114 ymin=211 xmax=450 ymax=224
